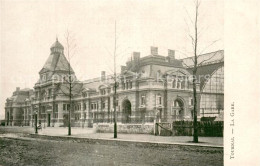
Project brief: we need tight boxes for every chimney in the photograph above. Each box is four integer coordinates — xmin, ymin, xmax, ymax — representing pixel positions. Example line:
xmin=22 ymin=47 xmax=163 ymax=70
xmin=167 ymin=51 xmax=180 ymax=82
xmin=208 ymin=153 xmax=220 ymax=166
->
xmin=151 ymin=46 xmax=158 ymax=56
xmin=132 ymin=52 xmax=140 ymax=71
xmin=168 ymin=49 xmax=175 ymax=59
xmin=101 ymin=71 xmax=106 ymax=82
xmin=133 ymin=52 xmax=140 ymax=60
xmin=16 ymin=87 xmax=20 ymax=91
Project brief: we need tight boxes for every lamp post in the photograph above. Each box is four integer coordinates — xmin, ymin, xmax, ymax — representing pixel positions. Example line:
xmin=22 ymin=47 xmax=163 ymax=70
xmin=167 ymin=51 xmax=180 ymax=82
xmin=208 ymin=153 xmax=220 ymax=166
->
xmin=34 ymin=110 xmax=38 ymax=134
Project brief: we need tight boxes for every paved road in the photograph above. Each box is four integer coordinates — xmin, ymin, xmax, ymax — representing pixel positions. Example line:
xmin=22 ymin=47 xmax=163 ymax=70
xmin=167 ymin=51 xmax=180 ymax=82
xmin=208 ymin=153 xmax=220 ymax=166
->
xmin=0 ymin=135 xmax=223 ymax=166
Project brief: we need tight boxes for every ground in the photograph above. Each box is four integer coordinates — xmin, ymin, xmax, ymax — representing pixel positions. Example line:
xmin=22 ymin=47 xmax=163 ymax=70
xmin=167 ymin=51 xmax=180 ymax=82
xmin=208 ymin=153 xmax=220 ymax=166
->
xmin=0 ymin=136 xmax=223 ymax=166
xmin=0 ymin=127 xmax=223 ymax=166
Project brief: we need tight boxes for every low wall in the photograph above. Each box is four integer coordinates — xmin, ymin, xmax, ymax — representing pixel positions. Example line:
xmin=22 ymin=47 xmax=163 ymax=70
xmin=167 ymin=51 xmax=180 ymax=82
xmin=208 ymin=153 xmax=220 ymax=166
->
xmin=95 ymin=123 xmax=154 ymax=134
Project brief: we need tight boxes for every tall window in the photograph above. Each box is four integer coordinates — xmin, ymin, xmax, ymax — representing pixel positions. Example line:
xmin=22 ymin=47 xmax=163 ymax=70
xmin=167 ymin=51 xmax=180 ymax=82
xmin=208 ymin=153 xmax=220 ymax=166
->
xmin=177 ymin=76 xmax=181 ymax=89
xmin=141 ymin=95 xmax=146 ymax=105
xmin=156 ymin=95 xmax=162 ymax=105
xmin=172 ymin=75 xmax=176 ymax=88
xmin=102 ymin=101 xmax=106 ymax=109
xmin=83 ymin=103 xmax=86 ymax=110
xmin=181 ymin=76 xmax=185 ymax=89
xmin=126 ymin=82 xmax=129 ymax=89
xmin=122 ymin=82 xmax=125 ymax=90
xmin=48 ymin=89 xmax=52 ymax=97
xmin=129 ymin=81 xmax=132 ymax=89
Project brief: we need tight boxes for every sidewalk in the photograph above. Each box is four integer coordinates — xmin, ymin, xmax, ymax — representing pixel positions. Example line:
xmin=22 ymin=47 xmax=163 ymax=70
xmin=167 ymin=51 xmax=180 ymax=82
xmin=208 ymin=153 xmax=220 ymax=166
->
xmin=0 ymin=126 xmax=223 ymax=147
xmin=40 ymin=127 xmax=223 ymax=147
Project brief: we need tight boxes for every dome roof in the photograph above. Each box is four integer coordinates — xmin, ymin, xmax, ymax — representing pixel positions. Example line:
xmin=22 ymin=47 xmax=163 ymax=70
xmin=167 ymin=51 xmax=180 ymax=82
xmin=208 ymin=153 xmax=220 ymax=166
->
xmin=50 ymin=38 xmax=64 ymax=49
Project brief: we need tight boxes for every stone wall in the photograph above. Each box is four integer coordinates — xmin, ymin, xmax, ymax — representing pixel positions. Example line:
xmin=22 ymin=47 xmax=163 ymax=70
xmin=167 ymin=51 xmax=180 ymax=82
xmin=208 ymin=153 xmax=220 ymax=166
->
xmin=95 ymin=123 xmax=154 ymax=134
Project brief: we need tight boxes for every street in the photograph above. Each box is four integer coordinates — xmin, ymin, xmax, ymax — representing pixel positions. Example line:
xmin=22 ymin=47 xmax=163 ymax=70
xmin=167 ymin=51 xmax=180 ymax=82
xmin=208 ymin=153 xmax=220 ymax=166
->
xmin=0 ymin=134 xmax=223 ymax=166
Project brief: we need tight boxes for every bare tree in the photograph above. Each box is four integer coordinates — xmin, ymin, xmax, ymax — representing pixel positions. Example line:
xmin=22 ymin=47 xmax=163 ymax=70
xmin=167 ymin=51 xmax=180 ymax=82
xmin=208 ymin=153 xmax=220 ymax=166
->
xmin=182 ymin=0 xmax=221 ymax=143
xmin=103 ymin=21 xmax=134 ymax=138
xmin=113 ymin=21 xmax=118 ymax=138
xmin=53 ymin=30 xmax=82 ymax=136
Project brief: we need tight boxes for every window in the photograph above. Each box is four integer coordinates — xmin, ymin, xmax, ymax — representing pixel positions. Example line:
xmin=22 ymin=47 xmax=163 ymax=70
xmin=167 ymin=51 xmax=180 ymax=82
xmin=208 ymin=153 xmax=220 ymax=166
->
xmin=102 ymin=102 xmax=106 ymax=109
xmin=181 ymin=76 xmax=185 ymax=89
xmin=189 ymin=98 xmax=194 ymax=106
xmin=177 ymin=77 xmax=181 ymax=89
xmin=129 ymin=81 xmax=132 ymax=89
xmin=122 ymin=82 xmax=125 ymax=90
xmin=172 ymin=75 xmax=176 ymax=88
xmin=174 ymin=100 xmax=178 ymax=107
xmin=115 ymin=98 xmax=119 ymax=106
xmin=156 ymin=95 xmax=162 ymax=105
xmin=91 ymin=103 xmax=99 ymax=110
xmin=100 ymin=89 xmax=106 ymax=95
xmin=67 ymin=104 xmax=70 ymax=111
xmin=54 ymin=104 xmax=58 ymax=112
xmin=48 ymin=89 xmax=52 ymax=97
xmin=141 ymin=95 xmax=146 ymax=105
xmin=157 ymin=70 xmax=161 ymax=77
xmin=83 ymin=103 xmax=86 ymax=110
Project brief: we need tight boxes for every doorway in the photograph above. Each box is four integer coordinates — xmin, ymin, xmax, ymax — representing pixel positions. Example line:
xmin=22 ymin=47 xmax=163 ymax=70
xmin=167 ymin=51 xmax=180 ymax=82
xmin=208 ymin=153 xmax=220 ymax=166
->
xmin=122 ymin=99 xmax=131 ymax=123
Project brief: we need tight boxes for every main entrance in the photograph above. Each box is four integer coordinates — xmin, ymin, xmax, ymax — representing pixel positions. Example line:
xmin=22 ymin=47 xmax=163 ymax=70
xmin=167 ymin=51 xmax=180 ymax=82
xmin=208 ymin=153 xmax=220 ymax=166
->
xmin=122 ymin=99 xmax=131 ymax=123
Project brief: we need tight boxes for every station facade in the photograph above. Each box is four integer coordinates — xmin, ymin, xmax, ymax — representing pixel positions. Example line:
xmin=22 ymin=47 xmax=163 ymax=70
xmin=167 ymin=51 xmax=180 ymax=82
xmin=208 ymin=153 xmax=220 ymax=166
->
xmin=4 ymin=39 xmax=224 ymax=127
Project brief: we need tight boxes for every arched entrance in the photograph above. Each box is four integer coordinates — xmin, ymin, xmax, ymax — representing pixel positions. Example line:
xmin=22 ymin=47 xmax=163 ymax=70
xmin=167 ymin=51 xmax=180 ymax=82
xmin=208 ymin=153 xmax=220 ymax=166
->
xmin=122 ymin=99 xmax=131 ymax=123
xmin=173 ymin=99 xmax=184 ymax=120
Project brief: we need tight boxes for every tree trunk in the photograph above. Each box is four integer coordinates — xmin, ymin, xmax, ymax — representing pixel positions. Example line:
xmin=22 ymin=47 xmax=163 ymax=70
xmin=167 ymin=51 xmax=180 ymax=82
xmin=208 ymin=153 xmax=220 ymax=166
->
xmin=193 ymin=70 xmax=198 ymax=143
xmin=68 ymin=75 xmax=72 ymax=136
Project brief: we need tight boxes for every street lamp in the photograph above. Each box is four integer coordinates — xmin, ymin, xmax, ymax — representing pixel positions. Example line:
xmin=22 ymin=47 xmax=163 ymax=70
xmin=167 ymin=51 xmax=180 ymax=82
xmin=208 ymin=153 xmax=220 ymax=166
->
xmin=34 ymin=110 xmax=38 ymax=134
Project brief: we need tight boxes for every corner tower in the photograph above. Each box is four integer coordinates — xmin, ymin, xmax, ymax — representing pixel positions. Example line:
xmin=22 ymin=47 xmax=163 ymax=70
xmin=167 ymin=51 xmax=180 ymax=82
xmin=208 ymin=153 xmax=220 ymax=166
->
xmin=38 ymin=38 xmax=75 ymax=83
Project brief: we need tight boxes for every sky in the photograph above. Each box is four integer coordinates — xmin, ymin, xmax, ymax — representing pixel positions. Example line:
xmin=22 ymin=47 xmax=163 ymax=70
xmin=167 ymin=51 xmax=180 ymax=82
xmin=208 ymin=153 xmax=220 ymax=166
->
xmin=0 ymin=0 xmax=223 ymax=119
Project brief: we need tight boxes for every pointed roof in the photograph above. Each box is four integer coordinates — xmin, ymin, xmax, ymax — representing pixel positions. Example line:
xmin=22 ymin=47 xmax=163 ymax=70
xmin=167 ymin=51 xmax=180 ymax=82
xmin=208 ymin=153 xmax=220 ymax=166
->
xmin=39 ymin=40 xmax=74 ymax=74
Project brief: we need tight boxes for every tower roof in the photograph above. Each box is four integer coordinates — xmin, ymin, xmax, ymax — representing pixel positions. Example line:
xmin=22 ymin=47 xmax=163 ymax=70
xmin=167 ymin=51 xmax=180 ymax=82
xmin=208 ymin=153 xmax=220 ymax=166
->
xmin=39 ymin=39 xmax=74 ymax=74
xmin=50 ymin=38 xmax=64 ymax=49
